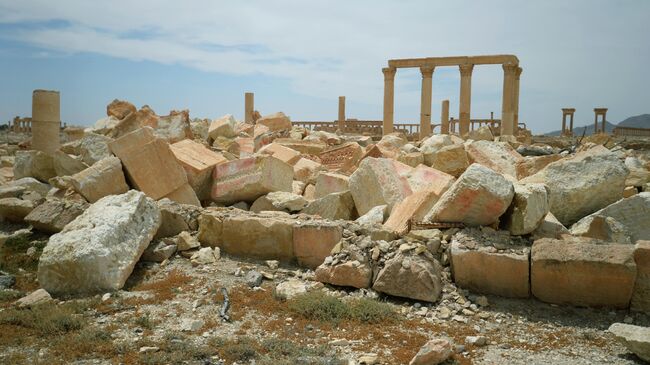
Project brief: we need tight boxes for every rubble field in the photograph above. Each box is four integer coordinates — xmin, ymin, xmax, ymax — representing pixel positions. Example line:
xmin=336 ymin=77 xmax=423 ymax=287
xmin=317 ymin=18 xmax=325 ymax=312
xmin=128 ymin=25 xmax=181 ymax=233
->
xmin=1 ymin=99 xmax=650 ymax=364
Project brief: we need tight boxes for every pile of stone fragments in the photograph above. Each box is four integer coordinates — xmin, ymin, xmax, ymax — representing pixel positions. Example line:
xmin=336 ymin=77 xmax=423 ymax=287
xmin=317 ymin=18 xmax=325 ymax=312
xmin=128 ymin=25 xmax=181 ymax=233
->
xmin=1 ymin=99 xmax=650 ymax=363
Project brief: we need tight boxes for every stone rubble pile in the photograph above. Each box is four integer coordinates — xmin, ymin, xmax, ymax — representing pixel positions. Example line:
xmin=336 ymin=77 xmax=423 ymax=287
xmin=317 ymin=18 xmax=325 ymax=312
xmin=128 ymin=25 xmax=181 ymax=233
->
xmin=1 ymin=99 xmax=649 ymax=321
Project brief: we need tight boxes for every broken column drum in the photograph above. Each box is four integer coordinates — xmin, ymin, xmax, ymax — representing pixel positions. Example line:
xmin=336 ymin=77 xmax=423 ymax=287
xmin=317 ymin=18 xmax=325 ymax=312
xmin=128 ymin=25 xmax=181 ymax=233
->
xmin=32 ymin=90 xmax=61 ymax=153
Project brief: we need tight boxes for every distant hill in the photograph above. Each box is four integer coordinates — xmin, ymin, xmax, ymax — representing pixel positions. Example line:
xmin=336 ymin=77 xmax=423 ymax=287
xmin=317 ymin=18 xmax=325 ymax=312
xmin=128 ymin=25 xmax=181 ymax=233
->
xmin=618 ymin=114 xmax=650 ymax=128
xmin=544 ymin=114 xmax=649 ymax=136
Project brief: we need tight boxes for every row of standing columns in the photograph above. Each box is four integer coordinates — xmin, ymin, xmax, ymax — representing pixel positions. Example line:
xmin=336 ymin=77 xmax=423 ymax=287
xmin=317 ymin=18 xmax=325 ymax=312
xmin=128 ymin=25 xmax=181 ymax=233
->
xmin=383 ymin=62 xmax=522 ymax=138
xmin=561 ymin=108 xmax=608 ymax=136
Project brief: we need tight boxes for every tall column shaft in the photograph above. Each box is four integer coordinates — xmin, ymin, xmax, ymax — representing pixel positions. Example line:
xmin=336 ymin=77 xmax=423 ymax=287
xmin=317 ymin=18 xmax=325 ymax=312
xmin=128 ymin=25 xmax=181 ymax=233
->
xmin=513 ymin=67 xmax=522 ymax=133
xmin=244 ymin=92 xmax=254 ymax=123
xmin=570 ymin=113 xmax=574 ymax=133
xmin=500 ymin=64 xmax=517 ymax=136
xmin=440 ymin=100 xmax=450 ymax=135
xmin=458 ymin=64 xmax=474 ymax=136
xmin=32 ymin=89 xmax=60 ymax=154
xmin=601 ymin=112 xmax=607 ymax=134
xmin=382 ymin=67 xmax=396 ymax=136
xmin=594 ymin=113 xmax=598 ymax=133
xmin=337 ymin=96 xmax=346 ymax=131
xmin=419 ymin=66 xmax=434 ymax=138
xmin=562 ymin=114 xmax=567 ymax=135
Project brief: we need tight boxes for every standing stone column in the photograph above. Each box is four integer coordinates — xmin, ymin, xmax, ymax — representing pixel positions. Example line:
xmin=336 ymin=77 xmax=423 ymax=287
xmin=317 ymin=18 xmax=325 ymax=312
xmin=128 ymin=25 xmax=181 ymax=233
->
xmin=338 ymin=96 xmax=346 ymax=131
xmin=419 ymin=66 xmax=435 ymax=138
xmin=32 ymin=90 xmax=60 ymax=153
xmin=569 ymin=112 xmax=574 ymax=134
xmin=244 ymin=92 xmax=254 ymax=123
xmin=440 ymin=100 xmax=450 ymax=135
xmin=500 ymin=64 xmax=517 ymax=136
xmin=601 ymin=110 xmax=607 ymax=133
xmin=513 ymin=67 xmax=522 ymax=133
xmin=561 ymin=113 xmax=567 ymax=135
xmin=382 ymin=67 xmax=397 ymax=136
xmin=458 ymin=64 xmax=474 ymax=136
xmin=594 ymin=111 xmax=598 ymax=133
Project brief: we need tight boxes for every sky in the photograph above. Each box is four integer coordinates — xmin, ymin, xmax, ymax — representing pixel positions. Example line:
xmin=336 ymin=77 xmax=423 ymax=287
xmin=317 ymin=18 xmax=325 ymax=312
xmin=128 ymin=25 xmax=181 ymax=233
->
xmin=0 ymin=1 xmax=648 ymax=133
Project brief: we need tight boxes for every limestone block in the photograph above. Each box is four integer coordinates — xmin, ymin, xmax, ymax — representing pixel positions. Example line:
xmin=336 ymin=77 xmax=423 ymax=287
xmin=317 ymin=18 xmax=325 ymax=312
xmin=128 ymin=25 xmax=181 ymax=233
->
xmin=383 ymin=190 xmax=441 ymax=235
xmin=503 ymin=183 xmax=549 ymax=235
xmin=110 ymin=128 xmax=192 ymax=202
xmin=515 ymin=154 xmax=562 ymax=180
xmin=170 ymin=139 xmax=227 ymax=200
xmin=208 ymin=114 xmax=237 ymax=140
xmin=303 ymin=184 xmax=316 ymax=201
xmin=197 ymin=208 xmax=224 ymax=247
xmin=623 ymin=186 xmax=638 ymax=198
xmin=406 ymin=164 xmax=455 ymax=195
xmin=52 ymin=151 xmax=89 ymax=177
xmin=531 ymin=238 xmax=636 ymax=308
xmin=625 ymin=156 xmax=650 ymax=187
xmin=421 ymin=134 xmax=455 ymax=165
xmin=70 ymin=156 xmax=129 ymax=203
xmin=531 ymin=212 xmax=569 ymax=240
xmin=14 ymin=150 xmax=56 ymax=183
xmin=24 ymin=198 xmax=88 ymax=233
xmin=427 ymin=144 xmax=469 ymax=177
xmin=37 ymin=191 xmax=161 ymax=295
xmin=372 ymin=254 xmax=443 ymax=302
xmin=632 ymin=241 xmax=650 ymax=312
xmin=107 ymin=99 xmax=136 ymax=120
xmin=0 ymin=198 xmax=37 ymax=222
xmin=608 ymin=323 xmax=650 ymax=362
xmin=315 ymin=260 xmax=372 ymax=289
xmin=154 ymin=198 xmax=201 ymax=239
xmin=356 ymin=204 xmax=387 ymax=226
xmin=250 ymin=191 xmax=307 ymax=213
xmin=259 ymin=143 xmax=301 ymax=166
xmin=314 ymin=172 xmax=349 ymax=199
xmin=256 ymin=112 xmax=291 ymax=132
xmin=220 ymin=213 xmax=294 ymax=261
xmin=293 ymin=222 xmax=342 ymax=269
xmin=155 ymin=110 xmax=193 ymax=144
xmin=450 ymin=241 xmax=530 ymax=298
xmin=161 ymin=183 xmax=201 ymax=207
xmin=302 ymin=191 xmax=355 ymax=220
xmin=141 ymin=241 xmax=177 ymax=262
xmin=521 ymin=150 xmax=629 ymax=226
xmin=292 ymin=181 xmax=306 ymax=195
xmin=212 ymin=155 xmax=293 ymax=204
xmin=467 ymin=125 xmax=494 ymax=141
xmin=398 ymin=152 xmax=424 ymax=167
xmin=275 ymin=139 xmax=326 ymax=155
xmin=424 ymin=164 xmax=514 ymax=226
xmin=234 ymin=137 xmax=255 ymax=156
xmin=409 ymin=339 xmax=453 ymax=365
xmin=465 ymin=140 xmax=523 ymax=179
xmin=8 ymin=177 xmax=51 ymax=197
xmin=319 ymin=143 xmax=363 ymax=173
xmin=570 ymin=192 xmax=650 ymax=244
xmin=293 ymin=157 xmax=324 ymax=184
xmin=349 ymin=157 xmax=412 ymax=216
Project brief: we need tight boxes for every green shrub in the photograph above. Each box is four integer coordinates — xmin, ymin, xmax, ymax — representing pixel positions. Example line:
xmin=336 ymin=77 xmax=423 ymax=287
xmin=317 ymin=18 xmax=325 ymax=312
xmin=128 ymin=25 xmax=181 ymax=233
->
xmin=287 ymin=291 xmax=396 ymax=325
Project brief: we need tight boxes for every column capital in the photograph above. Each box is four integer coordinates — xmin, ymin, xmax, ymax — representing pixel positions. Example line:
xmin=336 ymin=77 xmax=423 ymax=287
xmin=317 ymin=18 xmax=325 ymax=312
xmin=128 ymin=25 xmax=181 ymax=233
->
xmin=502 ymin=63 xmax=518 ymax=74
xmin=382 ymin=67 xmax=396 ymax=80
xmin=419 ymin=66 xmax=435 ymax=78
xmin=459 ymin=64 xmax=474 ymax=77
xmin=515 ymin=66 xmax=523 ymax=79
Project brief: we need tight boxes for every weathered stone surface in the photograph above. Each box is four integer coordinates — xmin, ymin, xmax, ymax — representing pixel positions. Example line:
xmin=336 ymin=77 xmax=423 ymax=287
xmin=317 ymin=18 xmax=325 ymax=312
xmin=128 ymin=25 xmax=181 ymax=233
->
xmin=521 ymin=150 xmax=629 ymax=226
xmin=570 ymin=192 xmax=650 ymax=244
xmin=383 ymin=190 xmax=441 ymax=235
xmin=372 ymin=254 xmax=442 ymax=302
xmin=315 ymin=260 xmax=372 ymax=289
xmin=450 ymin=240 xmax=530 ymax=298
xmin=219 ymin=213 xmax=294 ymax=261
xmin=349 ymin=157 xmax=412 ymax=216
xmin=208 ymin=114 xmax=237 ymax=140
xmin=631 ymin=241 xmax=650 ymax=312
xmin=356 ymin=205 xmax=387 ymax=226
xmin=531 ymin=238 xmax=636 ymax=308
xmin=427 ymin=144 xmax=469 ymax=177
xmin=250 ymin=191 xmax=307 ymax=213
xmin=107 ymin=99 xmax=136 ymax=120
xmin=24 ymin=198 xmax=88 ymax=233
xmin=52 ymin=151 xmax=89 ymax=177
xmin=424 ymin=164 xmax=514 ymax=226
xmin=515 ymin=154 xmax=563 ymax=180
xmin=197 ymin=208 xmax=224 ymax=247
xmin=293 ymin=158 xmax=324 ymax=184
xmin=38 ymin=191 xmax=161 ymax=295
xmin=319 ymin=143 xmax=363 ymax=173
xmin=7 ymin=177 xmax=51 ymax=197
xmin=465 ymin=140 xmax=523 ymax=179
xmin=275 ymin=279 xmax=309 ymax=300
xmin=398 ymin=152 xmax=424 ymax=167
xmin=176 ymin=231 xmax=200 ymax=251
xmin=625 ymin=156 xmax=650 ymax=187
xmin=170 ymin=139 xmax=227 ymax=200
xmin=292 ymin=181 xmax=306 ymax=196
xmin=608 ymin=323 xmax=650 ymax=362
xmin=409 ymin=339 xmax=453 ymax=365
xmin=70 ymin=156 xmax=129 ymax=203
xmin=275 ymin=139 xmax=326 ymax=155
xmin=190 ymin=247 xmax=220 ymax=265
xmin=421 ymin=135 xmax=454 ymax=165
xmin=467 ymin=125 xmax=494 ymax=141
xmin=155 ymin=110 xmax=193 ymax=144
xmin=503 ymin=183 xmax=549 ymax=235
xmin=212 ymin=155 xmax=293 ymax=204
xmin=256 ymin=112 xmax=291 ymax=132
xmin=14 ymin=150 xmax=56 ymax=183
xmin=110 ymin=128 xmax=193 ymax=202
xmin=259 ymin=143 xmax=301 ymax=166
xmin=161 ymin=183 xmax=201 ymax=206
xmin=531 ymin=212 xmax=569 ymax=240
xmin=0 ymin=198 xmax=36 ymax=222
xmin=293 ymin=222 xmax=342 ymax=269
xmin=406 ymin=164 xmax=455 ymax=195
xmin=302 ymin=191 xmax=355 ymax=220
xmin=77 ymin=133 xmax=114 ymax=166
xmin=16 ymin=289 xmax=53 ymax=308
xmin=314 ymin=172 xmax=350 ymax=199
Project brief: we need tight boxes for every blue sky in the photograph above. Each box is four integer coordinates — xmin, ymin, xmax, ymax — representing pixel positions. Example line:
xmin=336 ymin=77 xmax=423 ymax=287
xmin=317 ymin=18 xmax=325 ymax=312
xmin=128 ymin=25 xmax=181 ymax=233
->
xmin=1 ymin=0 xmax=649 ymax=133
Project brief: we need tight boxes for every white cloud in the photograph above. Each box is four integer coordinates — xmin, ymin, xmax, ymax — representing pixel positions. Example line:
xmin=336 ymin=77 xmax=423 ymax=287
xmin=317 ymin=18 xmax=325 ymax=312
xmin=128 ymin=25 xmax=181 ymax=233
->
xmin=0 ymin=0 xmax=648 ymax=131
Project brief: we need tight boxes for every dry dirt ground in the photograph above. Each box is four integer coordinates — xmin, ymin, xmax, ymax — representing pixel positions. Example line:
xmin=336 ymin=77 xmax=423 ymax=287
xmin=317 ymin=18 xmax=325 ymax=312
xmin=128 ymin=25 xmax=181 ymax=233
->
xmin=0 ymin=222 xmax=648 ymax=365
